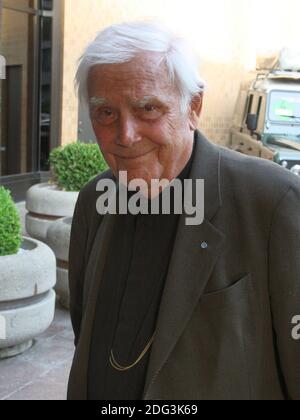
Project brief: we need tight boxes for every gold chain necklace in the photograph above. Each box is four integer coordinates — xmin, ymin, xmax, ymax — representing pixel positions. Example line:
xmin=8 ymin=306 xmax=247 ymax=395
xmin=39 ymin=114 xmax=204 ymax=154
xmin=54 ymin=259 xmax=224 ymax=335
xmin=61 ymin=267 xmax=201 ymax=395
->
xmin=109 ymin=331 xmax=156 ymax=372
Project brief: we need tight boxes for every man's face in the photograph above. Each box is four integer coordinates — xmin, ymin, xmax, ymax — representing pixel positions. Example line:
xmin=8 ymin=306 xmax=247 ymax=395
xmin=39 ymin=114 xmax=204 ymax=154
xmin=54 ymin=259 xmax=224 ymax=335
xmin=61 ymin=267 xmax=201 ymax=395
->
xmin=88 ymin=53 xmax=200 ymax=193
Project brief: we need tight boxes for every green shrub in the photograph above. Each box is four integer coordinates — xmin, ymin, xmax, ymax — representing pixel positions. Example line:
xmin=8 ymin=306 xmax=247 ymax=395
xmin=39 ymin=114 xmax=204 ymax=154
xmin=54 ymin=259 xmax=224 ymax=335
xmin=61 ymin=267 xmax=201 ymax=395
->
xmin=49 ymin=142 xmax=109 ymax=192
xmin=0 ymin=187 xmax=22 ymax=257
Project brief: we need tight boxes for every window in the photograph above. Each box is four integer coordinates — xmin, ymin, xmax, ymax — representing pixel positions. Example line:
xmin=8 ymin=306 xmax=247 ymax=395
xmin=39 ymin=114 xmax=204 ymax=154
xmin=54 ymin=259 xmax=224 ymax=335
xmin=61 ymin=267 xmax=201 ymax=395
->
xmin=41 ymin=0 xmax=53 ymax=11
xmin=39 ymin=15 xmax=53 ymax=170
xmin=269 ymin=90 xmax=300 ymax=124
xmin=0 ymin=0 xmax=62 ymax=201
xmin=0 ymin=7 xmax=37 ymax=176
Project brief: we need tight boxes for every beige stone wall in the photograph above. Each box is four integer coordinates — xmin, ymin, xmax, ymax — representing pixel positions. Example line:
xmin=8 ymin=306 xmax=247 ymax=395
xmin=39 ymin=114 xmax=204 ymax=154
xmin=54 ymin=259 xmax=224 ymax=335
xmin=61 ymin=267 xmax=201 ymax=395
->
xmin=61 ymin=0 xmax=300 ymax=147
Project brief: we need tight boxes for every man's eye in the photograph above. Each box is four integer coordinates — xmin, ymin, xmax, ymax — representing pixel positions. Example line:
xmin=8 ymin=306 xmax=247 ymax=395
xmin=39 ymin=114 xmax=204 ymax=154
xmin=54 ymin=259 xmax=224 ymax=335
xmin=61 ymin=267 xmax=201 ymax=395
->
xmin=144 ymin=104 xmax=157 ymax=112
xmin=100 ymin=108 xmax=114 ymax=117
xmin=138 ymin=104 xmax=162 ymax=120
xmin=93 ymin=108 xmax=117 ymax=125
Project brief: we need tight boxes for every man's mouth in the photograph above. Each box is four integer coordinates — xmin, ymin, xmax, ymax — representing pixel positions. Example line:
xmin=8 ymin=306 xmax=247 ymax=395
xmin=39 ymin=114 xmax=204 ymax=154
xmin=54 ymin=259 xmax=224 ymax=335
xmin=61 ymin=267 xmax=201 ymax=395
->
xmin=115 ymin=149 xmax=156 ymax=160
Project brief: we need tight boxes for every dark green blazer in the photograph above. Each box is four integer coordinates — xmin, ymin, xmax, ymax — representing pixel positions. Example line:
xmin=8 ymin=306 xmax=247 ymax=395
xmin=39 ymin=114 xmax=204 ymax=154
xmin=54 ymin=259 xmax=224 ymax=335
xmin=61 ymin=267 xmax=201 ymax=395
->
xmin=67 ymin=131 xmax=300 ymax=400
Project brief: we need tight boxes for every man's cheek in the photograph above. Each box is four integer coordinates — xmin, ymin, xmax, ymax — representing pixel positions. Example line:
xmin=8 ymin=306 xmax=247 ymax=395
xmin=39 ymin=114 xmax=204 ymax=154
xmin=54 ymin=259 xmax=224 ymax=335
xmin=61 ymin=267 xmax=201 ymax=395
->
xmin=105 ymin=154 xmax=118 ymax=172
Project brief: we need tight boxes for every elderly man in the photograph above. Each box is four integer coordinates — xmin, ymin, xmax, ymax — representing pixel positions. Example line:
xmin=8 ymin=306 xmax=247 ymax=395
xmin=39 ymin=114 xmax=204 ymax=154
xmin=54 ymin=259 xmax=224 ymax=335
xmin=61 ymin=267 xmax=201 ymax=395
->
xmin=67 ymin=22 xmax=300 ymax=400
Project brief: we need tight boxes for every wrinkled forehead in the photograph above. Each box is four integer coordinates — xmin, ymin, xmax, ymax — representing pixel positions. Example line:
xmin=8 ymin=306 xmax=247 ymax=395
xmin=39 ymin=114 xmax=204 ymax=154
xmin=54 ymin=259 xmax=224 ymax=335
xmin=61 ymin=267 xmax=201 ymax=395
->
xmin=87 ymin=53 xmax=177 ymax=101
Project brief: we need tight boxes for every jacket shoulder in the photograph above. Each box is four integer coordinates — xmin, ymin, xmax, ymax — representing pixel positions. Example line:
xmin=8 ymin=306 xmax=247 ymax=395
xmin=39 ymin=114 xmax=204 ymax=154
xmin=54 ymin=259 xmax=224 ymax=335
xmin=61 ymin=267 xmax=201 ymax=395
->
xmin=218 ymin=144 xmax=300 ymax=197
xmin=79 ymin=169 xmax=114 ymax=197
xmin=76 ymin=169 xmax=114 ymax=224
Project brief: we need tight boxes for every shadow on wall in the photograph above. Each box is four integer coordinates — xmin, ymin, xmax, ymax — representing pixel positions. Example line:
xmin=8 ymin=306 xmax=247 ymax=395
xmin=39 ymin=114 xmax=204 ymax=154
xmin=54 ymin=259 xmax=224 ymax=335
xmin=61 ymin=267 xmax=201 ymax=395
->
xmin=199 ymin=60 xmax=256 ymax=146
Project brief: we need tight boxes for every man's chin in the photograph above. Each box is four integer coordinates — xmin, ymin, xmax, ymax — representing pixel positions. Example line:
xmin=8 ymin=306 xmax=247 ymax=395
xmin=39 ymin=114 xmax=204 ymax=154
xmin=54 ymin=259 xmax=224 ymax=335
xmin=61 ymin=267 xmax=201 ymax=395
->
xmin=118 ymin=169 xmax=149 ymax=184
xmin=116 ymin=170 xmax=172 ymax=201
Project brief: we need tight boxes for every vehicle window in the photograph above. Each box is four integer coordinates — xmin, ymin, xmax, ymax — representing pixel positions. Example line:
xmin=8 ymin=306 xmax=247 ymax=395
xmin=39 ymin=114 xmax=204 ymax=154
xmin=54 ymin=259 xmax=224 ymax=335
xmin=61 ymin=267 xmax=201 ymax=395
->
xmin=269 ymin=90 xmax=300 ymax=123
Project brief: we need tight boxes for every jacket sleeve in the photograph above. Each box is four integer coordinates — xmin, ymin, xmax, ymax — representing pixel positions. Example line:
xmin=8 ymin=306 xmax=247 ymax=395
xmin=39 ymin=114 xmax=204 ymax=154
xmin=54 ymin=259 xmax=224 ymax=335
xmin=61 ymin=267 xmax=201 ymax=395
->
xmin=68 ymin=191 xmax=88 ymax=346
xmin=269 ymin=182 xmax=300 ymax=400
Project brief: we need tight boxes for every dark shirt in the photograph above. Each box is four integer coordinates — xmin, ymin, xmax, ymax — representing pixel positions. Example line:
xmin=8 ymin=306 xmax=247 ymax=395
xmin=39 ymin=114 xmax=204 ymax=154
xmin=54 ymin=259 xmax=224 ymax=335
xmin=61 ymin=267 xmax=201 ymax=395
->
xmin=88 ymin=139 xmax=196 ymax=400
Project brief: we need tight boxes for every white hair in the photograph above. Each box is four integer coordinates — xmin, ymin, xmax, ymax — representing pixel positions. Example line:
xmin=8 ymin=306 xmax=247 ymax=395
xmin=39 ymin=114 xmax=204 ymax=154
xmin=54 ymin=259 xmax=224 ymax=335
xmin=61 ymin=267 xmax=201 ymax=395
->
xmin=75 ymin=21 xmax=205 ymax=113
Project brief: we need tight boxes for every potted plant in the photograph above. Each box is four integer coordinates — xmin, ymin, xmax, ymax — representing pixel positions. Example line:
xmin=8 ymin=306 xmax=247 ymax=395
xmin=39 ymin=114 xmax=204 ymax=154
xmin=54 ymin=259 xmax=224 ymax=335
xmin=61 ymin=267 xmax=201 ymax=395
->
xmin=46 ymin=217 xmax=72 ymax=309
xmin=0 ymin=187 xmax=56 ymax=359
xmin=25 ymin=141 xmax=108 ymax=241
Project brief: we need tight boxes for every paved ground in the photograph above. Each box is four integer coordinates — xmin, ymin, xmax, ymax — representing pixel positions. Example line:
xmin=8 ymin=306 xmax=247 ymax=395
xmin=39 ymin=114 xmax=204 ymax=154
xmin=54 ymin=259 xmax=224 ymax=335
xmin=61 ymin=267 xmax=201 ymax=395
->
xmin=0 ymin=304 xmax=74 ymax=400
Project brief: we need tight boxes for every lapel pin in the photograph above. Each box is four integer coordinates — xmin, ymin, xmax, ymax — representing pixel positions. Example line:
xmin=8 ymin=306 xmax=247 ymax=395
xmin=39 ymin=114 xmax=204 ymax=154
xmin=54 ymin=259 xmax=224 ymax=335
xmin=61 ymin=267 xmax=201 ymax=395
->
xmin=201 ymin=241 xmax=208 ymax=249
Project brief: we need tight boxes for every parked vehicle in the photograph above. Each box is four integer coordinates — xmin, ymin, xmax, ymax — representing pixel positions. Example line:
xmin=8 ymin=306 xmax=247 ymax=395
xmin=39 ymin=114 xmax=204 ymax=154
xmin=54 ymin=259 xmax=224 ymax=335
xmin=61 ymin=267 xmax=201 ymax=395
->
xmin=230 ymin=49 xmax=300 ymax=177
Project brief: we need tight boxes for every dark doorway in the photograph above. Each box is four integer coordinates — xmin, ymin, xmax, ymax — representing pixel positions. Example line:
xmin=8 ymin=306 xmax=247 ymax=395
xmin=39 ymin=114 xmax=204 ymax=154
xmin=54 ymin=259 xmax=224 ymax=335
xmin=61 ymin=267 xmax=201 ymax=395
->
xmin=1 ymin=65 xmax=22 ymax=175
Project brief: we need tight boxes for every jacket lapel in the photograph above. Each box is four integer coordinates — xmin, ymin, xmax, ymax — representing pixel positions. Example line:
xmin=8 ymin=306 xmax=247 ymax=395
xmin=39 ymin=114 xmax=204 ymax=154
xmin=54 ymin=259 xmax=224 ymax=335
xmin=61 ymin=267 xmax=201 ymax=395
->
xmin=143 ymin=131 xmax=225 ymax=399
xmin=70 ymin=189 xmax=118 ymax=400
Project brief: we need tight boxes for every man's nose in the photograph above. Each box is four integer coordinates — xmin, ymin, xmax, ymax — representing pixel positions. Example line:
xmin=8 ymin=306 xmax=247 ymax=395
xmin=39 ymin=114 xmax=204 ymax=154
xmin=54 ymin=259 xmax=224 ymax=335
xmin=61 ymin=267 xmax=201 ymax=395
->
xmin=117 ymin=114 xmax=142 ymax=147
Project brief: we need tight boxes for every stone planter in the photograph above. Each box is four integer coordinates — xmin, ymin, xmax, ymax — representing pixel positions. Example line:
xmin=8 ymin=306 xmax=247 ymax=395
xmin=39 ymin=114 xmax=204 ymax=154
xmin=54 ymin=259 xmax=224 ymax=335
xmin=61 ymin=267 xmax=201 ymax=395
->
xmin=0 ymin=237 xmax=56 ymax=359
xmin=25 ymin=183 xmax=78 ymax=242
xmin=46 ymin=217 xmax=72 ymax=309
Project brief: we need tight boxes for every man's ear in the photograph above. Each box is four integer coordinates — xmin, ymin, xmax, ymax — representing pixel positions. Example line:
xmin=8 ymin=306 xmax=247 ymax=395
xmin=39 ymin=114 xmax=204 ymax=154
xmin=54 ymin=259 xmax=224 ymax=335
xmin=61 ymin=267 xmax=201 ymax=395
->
xmin=189 ymin=93 xmax=203 ymax=131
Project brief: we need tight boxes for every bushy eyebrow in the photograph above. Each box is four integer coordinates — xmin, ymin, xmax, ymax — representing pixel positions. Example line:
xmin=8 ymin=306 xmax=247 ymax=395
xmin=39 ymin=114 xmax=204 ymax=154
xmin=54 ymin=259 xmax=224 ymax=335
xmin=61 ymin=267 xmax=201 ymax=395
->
xmin=130 ymin=96 xmax=166 ymax=108
xmin=89 ymin=97 xmax=107 ymax=107
xmin=89 ymin=95 xmax=167 ymax=108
